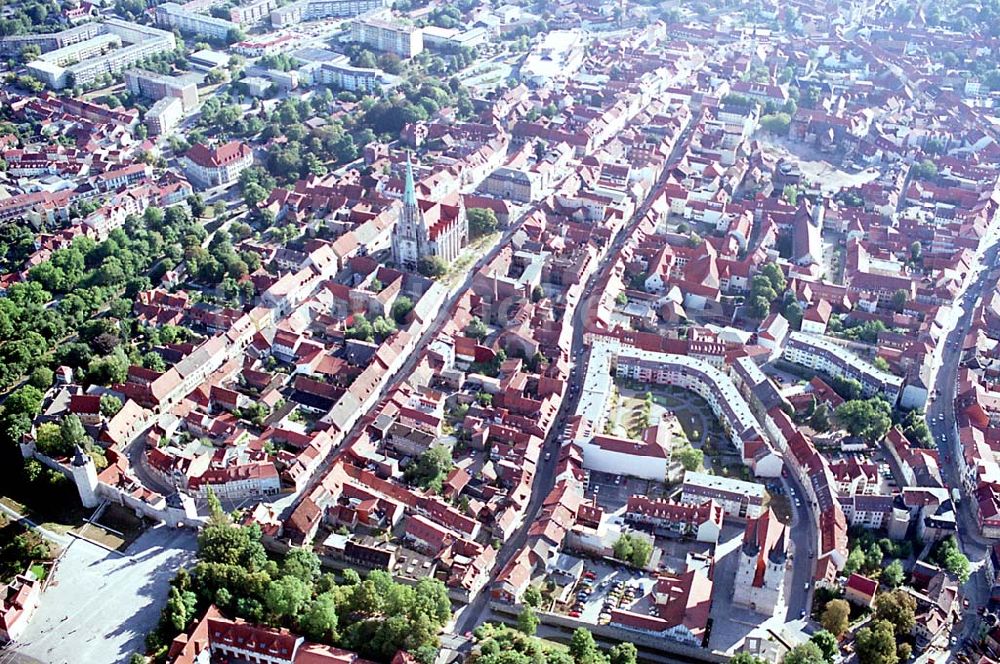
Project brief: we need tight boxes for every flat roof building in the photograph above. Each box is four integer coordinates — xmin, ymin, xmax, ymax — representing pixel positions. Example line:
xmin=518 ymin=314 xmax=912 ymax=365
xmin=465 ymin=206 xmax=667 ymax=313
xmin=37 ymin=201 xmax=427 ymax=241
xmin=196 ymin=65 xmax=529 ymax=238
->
xmin=145 ymin=96 xmax=183 ymax=136
xmin=783 ymin=331 xmax=903 ymax=404
xmin=269 ymin=0 xmax=388 ymax=27
xmin=25 ymin=20 xmax=175 ymax=89
xmin=349 ymin=14 xmax=423 ymax=58
xmin=125 ymin=69 xmax=199 ymax=111
xmin=156 ymin=2 xmax=238 ymax=41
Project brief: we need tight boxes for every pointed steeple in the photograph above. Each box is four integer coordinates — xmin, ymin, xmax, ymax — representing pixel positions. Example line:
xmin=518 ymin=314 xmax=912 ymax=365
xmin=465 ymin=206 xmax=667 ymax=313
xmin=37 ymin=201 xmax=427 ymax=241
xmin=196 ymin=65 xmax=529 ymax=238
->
xmin=768 ymin=525 xmax=788 ymax=566
xmin=403 ymin=155 xmax=417 ymax=208
xmin=742 ymin=515 xmax=761 ymax=557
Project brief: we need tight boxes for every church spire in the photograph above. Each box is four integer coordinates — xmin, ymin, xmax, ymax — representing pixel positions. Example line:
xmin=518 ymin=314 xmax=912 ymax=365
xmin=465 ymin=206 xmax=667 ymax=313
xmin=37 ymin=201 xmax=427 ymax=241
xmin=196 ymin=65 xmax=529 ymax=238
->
xmin=403 ymin=155 xmax=417 ymax=208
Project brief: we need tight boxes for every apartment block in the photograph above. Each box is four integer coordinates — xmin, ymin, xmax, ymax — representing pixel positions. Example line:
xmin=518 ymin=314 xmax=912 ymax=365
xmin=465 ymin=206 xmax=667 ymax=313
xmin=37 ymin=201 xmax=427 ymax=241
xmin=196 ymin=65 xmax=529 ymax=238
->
xmin=36 ymin=34 xmax=122 ymax=67
xmin=125 ymin=69 xmax=199 ymax=111
xmin=315 ymin=60 xmax=395 ymax=92
xmin=228 ymin=0 xmax=279 ymax=25
xmin=0 ymin=22 xmax=104 ymax=55
xmin=349 ymin=15 xmax=423 ymax=58
xmin=680 ymin=471 xmax=766 ymax=520
xmin=782 ymin=331 xmax=903 ymax=404
xmin=26 ymin=20 xmax=176 ymax=89
xmin=155 ymin=3 xmax=238 ymax=41
xmin=269 ymin=0 xmax=387 ymax=27
xmin=145 ymin=97 xmax=184 ymax=136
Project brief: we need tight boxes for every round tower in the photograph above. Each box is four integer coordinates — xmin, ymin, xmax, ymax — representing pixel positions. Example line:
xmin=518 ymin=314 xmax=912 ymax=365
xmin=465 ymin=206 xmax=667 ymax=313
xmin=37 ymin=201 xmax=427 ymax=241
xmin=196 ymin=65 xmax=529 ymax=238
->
xmin=70 ymin=446 xmax=100 ymax=509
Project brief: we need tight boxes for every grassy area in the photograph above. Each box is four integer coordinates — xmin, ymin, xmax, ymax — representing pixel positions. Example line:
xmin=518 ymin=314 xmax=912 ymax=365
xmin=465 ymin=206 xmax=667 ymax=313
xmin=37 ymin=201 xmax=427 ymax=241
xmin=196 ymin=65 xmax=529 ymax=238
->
xmin=446 ymin=232 xmax=500 ymax=286
xmin=0 ymin=494 xmax=91 ymax=534
xmin=75 ymin=503 xmax=148 ymax=552
xmin=768 ymin=493 xmax=793 ymax=524
xmin=0 ymin=513 xmax=57 ymax=583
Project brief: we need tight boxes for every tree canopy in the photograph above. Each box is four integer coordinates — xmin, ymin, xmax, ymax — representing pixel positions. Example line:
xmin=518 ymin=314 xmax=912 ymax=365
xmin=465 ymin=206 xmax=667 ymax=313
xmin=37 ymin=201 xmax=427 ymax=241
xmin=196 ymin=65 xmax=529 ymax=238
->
xmin=151 ymin=519 xmax=451 ymax=663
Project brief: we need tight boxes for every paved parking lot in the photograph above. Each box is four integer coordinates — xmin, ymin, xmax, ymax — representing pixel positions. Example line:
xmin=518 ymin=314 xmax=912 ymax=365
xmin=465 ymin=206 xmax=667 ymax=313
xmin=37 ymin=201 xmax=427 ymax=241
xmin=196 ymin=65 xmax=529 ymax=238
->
xmin=8 ymin=525 xmax=197 ymax=664
xmin=559 ymin=559 xmax=658 ymax=625
xmin=586 ymin=471 xmax=669 ymax=511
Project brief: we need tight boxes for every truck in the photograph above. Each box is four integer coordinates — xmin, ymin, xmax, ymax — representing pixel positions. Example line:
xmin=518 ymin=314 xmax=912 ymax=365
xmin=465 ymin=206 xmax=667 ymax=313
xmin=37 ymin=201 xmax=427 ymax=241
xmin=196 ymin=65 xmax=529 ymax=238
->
xmin=952 ymin=488 xmax=961 ymax=505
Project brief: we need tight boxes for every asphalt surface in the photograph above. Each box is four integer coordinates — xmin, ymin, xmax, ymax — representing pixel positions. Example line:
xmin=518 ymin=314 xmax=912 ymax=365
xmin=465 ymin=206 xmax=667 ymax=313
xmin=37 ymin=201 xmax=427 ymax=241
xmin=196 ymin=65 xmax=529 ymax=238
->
xmin=924 ymin=229 xmax=1000 ymax=648
xmin=6 ymin=526 xmax=197 ymax=664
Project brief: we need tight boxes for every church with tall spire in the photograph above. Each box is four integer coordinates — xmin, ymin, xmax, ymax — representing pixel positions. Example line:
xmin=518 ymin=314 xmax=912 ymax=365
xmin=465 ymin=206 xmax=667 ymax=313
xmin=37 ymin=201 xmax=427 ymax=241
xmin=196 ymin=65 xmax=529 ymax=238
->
xmin=732 ymin=507 xmax=788 ymax=614
xmin=390 ymin=156 xmax=468 ymax=272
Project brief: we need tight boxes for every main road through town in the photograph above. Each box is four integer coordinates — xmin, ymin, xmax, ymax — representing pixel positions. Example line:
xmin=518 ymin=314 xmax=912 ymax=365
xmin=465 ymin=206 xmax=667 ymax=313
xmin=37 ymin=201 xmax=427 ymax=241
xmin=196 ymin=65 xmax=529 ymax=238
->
xmin=925 ymin=227 xmax=1000 ymax=648
xmin=454 ymin=114 xmax=699 ymax=636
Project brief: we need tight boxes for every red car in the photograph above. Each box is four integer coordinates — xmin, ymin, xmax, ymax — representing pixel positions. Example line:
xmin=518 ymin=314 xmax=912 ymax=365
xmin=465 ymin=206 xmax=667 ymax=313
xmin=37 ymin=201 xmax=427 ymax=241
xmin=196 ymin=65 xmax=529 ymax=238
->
xmin=569 ymin=611 xmax=581 ymax=617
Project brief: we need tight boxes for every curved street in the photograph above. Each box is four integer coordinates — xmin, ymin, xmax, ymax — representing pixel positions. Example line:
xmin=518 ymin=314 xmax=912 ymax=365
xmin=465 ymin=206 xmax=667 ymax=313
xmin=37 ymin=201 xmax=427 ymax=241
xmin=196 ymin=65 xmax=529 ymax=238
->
xmin=925 ymin=230 xmax=1000 ymax=646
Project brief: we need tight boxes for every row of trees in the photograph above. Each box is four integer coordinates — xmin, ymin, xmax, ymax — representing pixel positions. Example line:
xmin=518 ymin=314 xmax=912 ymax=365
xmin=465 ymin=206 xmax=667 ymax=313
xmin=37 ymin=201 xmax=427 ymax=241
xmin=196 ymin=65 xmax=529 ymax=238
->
xmin=748 ymin=262 xmax=787 ymax=320
xmin=470 ymin=623 xmax=637 ymax=664
xmin=149 ymin=501 xmax=450 ymax=662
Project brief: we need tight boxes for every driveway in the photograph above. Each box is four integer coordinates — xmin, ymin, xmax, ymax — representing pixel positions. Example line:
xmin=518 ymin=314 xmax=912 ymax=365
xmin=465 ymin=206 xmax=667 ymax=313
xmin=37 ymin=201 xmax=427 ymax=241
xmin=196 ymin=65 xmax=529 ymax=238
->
xmin=6 ymin=525 xmax=197 ymax=664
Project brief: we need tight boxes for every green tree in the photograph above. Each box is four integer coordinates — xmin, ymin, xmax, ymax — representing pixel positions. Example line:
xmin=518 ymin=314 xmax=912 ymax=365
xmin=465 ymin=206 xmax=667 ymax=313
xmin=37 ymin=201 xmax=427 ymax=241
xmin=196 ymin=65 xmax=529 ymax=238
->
xmin=930 ymin=536 xmax=970 ymax=582
xmin=206 ymin=487 xmax=226 ymax=525
xmin=418 ymin=256 xmax=447 ymax=278
xmin=299 ymin=592 xmax=339 ymax=642
xmin=404 ymin=445 xmax=453 ymax=492
xmin=35 ymin=422 xmax=67 ymax=457
xmin=372 ymin=316 xmax=397 ymax=340
xmin=391 ymin=296 xmax=414 ymax=324
xmin=465 ymin=317 xmax=489 ymax=341
xmin=891 ymin=289 xmax=908 ymax=312
xmin=881 ymin=559 xmax=904 ymax=588
xmin=784 ymin=642 xmax=826 ymax=664
xmin=674 ymin=444 xmax=703 ymax=471
xmin=783 ymin=184 xmax=801 ymax=206
xmin=821 ymin=598 xmax=850 ymax=636
xmin=873 ymin=589 xmax=916 ymax=636
xmin=264 ymin=575 xmax=311 ymax=621
xmin=142 ymin=351 xmax=166 ymax=372
xmin=197 ymin=522 xmax=267 ymax=570
xmin=845 ymin=546 xmax=865 ymax=574
xmin=516 ymin=606 xmax=538 ymax=635
xmin=243 ymin=182 xmax=268 ymax=208
xmin=568 ymin=628 xmax=603 ymax=664
xmin=522 ymin=585 xmax=542 ymax=608
xmin=100 ymin=394 xmax=123 ymax=417
xmin=810 ymin=402 xmax=831 ymax=432
xmin=608 ymin=643 xmax=637 ymax=664
xmin=911 ymin=159 xmax=937 ymax=181
xmin=612 ymin=533 xmax=652 ymax=568
xmin=834 ymin=399 xmax=892 ymax=443
xmin=784 ymin=301 xmax=803 ymax=329
xmin=60 ymin=414 xmax=88 ymax=449
xmin=855 ymin=620 xmax=898 ymax=664
xmin=6 ymin=385 xmax=44 ymax=417
xmin=467 ymin=208 xmax=499 ymax=238
xmin=760 ymin=113 xmax=791 ymax=135
xmin=283 ymin=547 xmax=321 ymax=583
xmin=810 ymin=630 xmax=838 ymax=663
xmin=731 ymin=654 xmax=767 ymax=664
xmin=28 ymin=367 xmax=53 ymax=389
